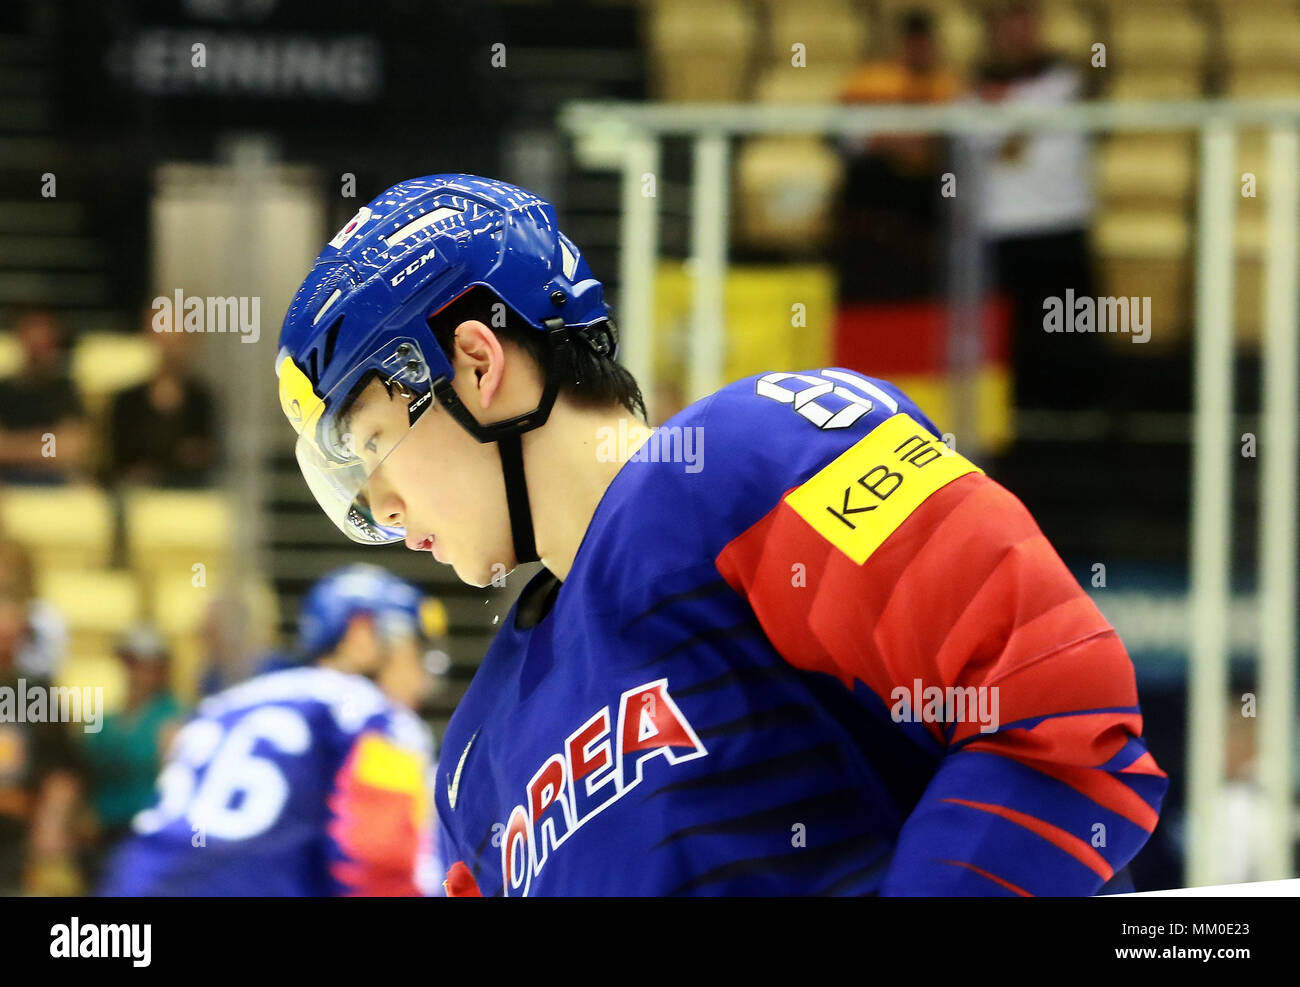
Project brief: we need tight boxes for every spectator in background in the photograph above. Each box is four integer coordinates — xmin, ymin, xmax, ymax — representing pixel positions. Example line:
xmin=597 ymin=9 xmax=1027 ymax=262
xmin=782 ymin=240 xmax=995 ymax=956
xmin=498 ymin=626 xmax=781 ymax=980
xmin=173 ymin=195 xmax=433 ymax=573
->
xmin=835 ymin=8 xmax=961 ymax=302
xmin=80 ymin=625 xmax=182 ymax=873
xmin=197 ymin=591 xmax=274 ymax=697
xmin=0 ymin=539 xmax=67 ymax=682
xmin=0 ymin=307 xmax=89 ymax=484
xmin=0 ymin=576 xmax=84 ymax=895
xmin=969 ymin=0 xmax=1102 ymax=411
xmin=1211 ymin=696 xmax=1267 ymax=886
xmin=106 ymin=306 xmax=218 ymax=488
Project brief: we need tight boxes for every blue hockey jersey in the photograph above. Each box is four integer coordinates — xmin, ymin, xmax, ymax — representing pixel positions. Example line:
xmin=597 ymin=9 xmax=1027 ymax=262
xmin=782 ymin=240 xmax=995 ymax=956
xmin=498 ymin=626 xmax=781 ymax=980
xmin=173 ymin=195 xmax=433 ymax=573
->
xmin=101 ymin=666 xmax=438 ymax=896
xmin=435 ymin=367 xmax=1167 ymax=897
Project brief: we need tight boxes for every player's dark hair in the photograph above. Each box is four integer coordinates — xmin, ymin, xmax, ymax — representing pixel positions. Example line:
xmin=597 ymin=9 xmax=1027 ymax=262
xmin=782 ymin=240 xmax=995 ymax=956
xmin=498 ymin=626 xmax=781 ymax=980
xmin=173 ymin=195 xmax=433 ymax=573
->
xmin=427 ymin=286 xmax=647 ymax=422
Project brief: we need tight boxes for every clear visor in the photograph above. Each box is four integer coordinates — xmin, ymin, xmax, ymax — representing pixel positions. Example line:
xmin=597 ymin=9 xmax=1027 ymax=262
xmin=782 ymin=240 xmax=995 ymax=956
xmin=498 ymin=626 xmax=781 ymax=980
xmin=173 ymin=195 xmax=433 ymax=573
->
xmin=285 ymin=338 xmax=435 ymax=545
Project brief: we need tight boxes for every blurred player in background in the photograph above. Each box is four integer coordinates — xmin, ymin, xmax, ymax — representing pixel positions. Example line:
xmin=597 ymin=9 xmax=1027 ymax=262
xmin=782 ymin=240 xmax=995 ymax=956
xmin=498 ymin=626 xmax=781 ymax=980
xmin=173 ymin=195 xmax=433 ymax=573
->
xmin=99 ymin=564 xmax=442 ymax=896
xmin=276 ymin=175 xmax=1165 ymax=896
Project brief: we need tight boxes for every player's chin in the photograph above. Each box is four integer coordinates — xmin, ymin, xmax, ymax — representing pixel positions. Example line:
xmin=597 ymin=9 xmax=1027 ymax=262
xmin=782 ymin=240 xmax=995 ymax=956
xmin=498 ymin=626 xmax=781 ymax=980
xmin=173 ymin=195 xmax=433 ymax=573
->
xmin=455 ymin=550 xmax=516 ymax=588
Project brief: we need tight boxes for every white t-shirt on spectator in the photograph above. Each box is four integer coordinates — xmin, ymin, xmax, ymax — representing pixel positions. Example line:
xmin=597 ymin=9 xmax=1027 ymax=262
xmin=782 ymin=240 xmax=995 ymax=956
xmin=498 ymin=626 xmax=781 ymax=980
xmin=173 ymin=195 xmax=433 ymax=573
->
xmin=17 ymin=600 xmax=66 ymax=679
xmin=970 ymin=62 xmax=1094 ymax=239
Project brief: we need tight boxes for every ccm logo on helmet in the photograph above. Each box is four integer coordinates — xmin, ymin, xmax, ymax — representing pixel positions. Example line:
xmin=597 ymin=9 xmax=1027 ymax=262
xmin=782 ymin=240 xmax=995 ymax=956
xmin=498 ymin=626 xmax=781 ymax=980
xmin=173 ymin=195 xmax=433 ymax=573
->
xmin=391 ymin=246 xmax=440 ymax=287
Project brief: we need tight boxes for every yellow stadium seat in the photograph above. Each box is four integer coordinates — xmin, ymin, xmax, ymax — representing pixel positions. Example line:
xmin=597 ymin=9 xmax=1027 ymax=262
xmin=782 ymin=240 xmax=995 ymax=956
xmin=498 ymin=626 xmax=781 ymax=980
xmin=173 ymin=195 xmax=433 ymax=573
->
xmin=735 ymin=136 xmax=843 ymax=251
xmin=1107 ymin=67 xmax=1204 ymax=101
xmin=1098 ymin=199 xmax=1271 ymax=347
xmin=1095 ymin=208 xmax=1190 ymax=260
xmin=934 ymin=3 xmax=982 ymax=72
xmin=1222 ymin=4 xmax=1300 ymax=68
xmin=648 ymin=0 xmax=756 ymax=101
xmin=1097 ymin=256 xmax=1192 ymax=349
xmin=1107 ymin=3 xmax=1208 ymax=68
xmin=37 ymin=568 xmax=141 ymax=635
xmin=752 ymin=65 xmax=852 ymax=103
xmin=57 ymin=654 xmax=128 ymax=717
xmin=1041 ymin=1 xmax=1097 ymax=62
xmin=148 ymin=566 xmax=275 ymax=638
xmin=149 ymin=571 xmax=219 ymax=701
xmin=36 ymin=567 xmax=142 ymax=671
xmin=149 ymin=569 xmax=278 ymax=702
xmin=0 ymin=484 xmax=113 ymax=570
xmin=1095 ymin=208 xmax=1192 ymax=346
xmin=763 ymin=0 xmax=868 ymax=68
xmin=124 ymin=487 xmax=233 ymax=575
xmin=0 ymin=332 xmax=19 ymax=378
xmin=1097 ymin=134 xmax=1195 ymax=206
xmin=1225 ymin=68 xmax=1300 ymax=99
xmin=70 ymin=332 xmax=159 ymax=406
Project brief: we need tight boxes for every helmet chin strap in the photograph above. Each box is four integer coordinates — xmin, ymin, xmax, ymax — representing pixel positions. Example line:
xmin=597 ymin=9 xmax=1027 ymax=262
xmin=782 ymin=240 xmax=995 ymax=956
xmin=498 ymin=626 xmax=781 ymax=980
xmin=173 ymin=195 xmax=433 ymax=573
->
xmin=430 ymin=315 xmax=618 ymax=573
xmin=497 ymin=433 xmax=539 ymax=565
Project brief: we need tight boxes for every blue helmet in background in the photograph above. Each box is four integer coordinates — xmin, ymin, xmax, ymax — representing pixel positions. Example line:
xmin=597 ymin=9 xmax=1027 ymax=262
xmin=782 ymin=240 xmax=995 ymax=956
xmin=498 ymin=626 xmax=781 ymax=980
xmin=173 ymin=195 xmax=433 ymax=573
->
xmin=275 ymin=175 xmax=618 ymax=561
xmin=298 ymin=564 xmax=425 ymax=660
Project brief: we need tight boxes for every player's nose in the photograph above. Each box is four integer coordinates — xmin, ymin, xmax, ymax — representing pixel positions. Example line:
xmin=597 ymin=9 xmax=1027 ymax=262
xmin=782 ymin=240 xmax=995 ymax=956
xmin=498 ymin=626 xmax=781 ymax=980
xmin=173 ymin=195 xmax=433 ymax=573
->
xmin=365 ymin=471 xmax=405 ymax=532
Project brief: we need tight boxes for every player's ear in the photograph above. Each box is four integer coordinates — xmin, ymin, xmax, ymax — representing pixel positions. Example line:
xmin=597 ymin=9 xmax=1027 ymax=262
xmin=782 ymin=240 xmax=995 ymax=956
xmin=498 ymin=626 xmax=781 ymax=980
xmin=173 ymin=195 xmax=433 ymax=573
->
xmin=450 ymin=319 xmax=506 ymax=409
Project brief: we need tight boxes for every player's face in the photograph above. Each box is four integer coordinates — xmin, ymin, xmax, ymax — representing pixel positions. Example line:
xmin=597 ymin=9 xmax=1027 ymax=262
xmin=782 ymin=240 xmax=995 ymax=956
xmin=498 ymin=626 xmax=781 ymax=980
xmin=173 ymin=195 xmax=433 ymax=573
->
xmin=347 ymin=379 xmax=516 ymax=586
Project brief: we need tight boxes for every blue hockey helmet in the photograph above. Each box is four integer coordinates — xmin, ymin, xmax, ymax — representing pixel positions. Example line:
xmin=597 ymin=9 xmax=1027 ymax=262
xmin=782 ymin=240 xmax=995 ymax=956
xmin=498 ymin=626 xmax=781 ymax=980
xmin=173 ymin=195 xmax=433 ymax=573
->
xmin=297 ymin=564 xmax=425 ymax=660
xmin=275 ymin=175 xmax=617 ymax=561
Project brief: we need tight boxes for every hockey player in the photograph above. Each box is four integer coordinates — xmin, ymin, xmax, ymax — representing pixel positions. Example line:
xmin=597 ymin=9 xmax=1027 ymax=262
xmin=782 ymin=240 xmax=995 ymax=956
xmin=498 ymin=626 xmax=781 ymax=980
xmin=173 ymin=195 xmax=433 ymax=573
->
xmin=275 ymin=175 xmax=1166 ymax=896
xmin=100 ymin=565 xmax=440 ymax=896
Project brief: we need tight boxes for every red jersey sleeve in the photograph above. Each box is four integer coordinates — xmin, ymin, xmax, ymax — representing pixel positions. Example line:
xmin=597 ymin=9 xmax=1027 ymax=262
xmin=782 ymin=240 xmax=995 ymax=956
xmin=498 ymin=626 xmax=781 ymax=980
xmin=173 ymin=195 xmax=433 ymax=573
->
xmin=715 ymin=414 xmax=1167 ymax=895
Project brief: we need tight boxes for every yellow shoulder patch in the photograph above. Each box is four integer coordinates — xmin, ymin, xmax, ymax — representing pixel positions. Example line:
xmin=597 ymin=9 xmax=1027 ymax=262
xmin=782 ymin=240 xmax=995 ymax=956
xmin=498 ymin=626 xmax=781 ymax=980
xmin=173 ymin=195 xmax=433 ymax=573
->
xmin=352 ymin=733 xmax=424 ymax=795
xmin=783 ymin=413 xmax=983 ymax=565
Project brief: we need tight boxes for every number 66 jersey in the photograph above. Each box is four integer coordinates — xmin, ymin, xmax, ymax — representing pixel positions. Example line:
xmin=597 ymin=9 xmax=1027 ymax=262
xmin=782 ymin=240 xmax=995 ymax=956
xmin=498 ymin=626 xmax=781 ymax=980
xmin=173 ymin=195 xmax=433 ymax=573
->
xmin=436 ymin=367 xmax=1167 ymax=897
xmin=100 ymin=666 xmax=439 ymax=896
